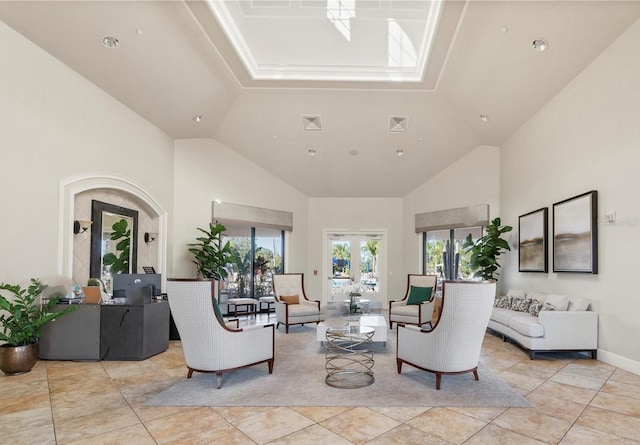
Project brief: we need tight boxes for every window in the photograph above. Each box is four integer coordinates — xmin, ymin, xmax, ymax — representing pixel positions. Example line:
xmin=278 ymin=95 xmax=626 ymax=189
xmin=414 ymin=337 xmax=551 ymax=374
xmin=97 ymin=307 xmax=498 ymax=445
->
xmin=219 ymin=227 xmax=284 ymax=301
xmin=423 ymin=227 xmax=482 ymax=280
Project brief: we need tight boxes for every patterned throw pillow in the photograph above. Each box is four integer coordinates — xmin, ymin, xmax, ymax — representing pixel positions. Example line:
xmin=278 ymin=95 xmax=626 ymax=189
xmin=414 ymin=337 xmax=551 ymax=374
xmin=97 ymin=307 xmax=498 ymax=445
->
xmin=494 ymin=296 xmax=511 ymax=308
xmin=512 ymin=297 xmax=532 ymax=312
xmin=541 ymin=302 xmax=556 ymax=312
xmin=529 ymin=299 xmax=543 ymax=317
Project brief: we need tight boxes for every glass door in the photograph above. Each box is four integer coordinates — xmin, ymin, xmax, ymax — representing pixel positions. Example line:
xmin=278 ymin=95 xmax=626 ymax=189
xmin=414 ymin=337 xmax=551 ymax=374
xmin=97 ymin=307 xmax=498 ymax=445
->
xmin=326 ymin=232 xmax=383 ymax=308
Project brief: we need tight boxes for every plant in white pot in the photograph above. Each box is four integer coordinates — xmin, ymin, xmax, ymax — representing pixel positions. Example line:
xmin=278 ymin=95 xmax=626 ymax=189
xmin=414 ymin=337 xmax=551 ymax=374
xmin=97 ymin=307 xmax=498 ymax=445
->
xmin=0 ymin=278 xmax=77 ymax=375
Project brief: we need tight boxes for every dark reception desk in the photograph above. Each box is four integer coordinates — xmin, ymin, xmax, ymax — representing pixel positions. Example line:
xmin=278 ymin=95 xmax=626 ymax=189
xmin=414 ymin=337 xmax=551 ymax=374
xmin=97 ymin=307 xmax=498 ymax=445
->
xmin=39 ymin=300 xmax=169 ymax=361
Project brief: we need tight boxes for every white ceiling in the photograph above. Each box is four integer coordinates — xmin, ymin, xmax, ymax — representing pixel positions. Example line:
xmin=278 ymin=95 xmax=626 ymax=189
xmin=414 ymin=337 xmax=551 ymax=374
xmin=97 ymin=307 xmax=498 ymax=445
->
xmin=1 ymin=1 xmax=639 ymax=198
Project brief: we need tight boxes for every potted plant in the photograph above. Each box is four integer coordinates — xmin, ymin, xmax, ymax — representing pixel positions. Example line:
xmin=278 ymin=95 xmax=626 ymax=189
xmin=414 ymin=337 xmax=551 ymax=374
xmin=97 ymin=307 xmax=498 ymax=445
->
xmin=188 ymin=222 xmax=233 ymax=280
xmin=462 ymin=217 xmax=513 ymax=281
xmin=0 ymin=278 xmax=78 ymax=375
xmin=84 ymin=278 xmax=107 ymax=304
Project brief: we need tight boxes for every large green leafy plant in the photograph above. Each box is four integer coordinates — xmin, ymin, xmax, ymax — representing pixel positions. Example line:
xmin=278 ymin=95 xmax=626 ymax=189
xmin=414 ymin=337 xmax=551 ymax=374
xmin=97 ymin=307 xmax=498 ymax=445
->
xmin=462 ymin=218 xmax=513 ymax=281
xmin=188 ymin=222 xmax=233 ymax=280
xmin=0 ymin=279 xmax=77 ymax=346
xmin=102 ymin=218 xmax=131 ymax=274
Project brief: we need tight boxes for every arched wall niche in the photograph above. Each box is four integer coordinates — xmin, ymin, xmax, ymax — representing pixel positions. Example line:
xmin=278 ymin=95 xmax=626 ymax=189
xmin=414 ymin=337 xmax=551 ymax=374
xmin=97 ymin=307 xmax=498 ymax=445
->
xmin=59 ymin=174 xmax=168 ymax=288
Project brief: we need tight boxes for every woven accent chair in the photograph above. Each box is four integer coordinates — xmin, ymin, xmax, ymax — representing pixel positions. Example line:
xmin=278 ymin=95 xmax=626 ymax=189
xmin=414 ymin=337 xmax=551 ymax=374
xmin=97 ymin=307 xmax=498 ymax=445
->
xmin=272 ymin=273 xmax=322 ymax=333
xmin=396 ymin=280 xmax=496 ymax=390
xmin=166 ymin=279 xmax=274 ymax=389
xmin=388 ymin=274 xmax=438 ymax=329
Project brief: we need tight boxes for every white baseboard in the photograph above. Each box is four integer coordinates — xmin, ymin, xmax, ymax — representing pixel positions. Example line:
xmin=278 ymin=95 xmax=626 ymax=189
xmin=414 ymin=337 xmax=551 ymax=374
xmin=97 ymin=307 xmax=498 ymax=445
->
xmin=598 ymin=349 xmax=640 ymax=376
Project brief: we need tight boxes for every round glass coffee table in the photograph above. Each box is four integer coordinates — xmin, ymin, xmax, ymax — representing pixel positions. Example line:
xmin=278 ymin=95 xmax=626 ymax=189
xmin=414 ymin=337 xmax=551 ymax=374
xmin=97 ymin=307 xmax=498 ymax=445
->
xmin=325 ymin=325 xmax=375 ymax=388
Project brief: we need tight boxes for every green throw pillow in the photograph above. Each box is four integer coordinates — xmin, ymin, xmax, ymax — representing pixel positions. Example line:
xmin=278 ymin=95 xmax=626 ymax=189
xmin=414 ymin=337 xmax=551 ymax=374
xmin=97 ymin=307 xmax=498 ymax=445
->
xmin=213 ymin=299 xmax=224 ymax=321
xmin=406 ymin=286 xmax=433 ymax=305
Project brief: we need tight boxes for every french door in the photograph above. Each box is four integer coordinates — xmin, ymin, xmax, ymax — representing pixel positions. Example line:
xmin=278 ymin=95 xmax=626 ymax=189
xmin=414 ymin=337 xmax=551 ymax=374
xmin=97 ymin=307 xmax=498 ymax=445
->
xmin=324 ymin=231 xmax=385 ymax=307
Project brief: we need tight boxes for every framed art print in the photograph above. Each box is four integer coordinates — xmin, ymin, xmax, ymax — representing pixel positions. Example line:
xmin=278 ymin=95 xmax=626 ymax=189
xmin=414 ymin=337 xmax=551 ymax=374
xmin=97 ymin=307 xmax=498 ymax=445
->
xmin=553 ymin=190 xmax=598 ymax=274
xmin=519 ymin=207 xmax=548 ymax=273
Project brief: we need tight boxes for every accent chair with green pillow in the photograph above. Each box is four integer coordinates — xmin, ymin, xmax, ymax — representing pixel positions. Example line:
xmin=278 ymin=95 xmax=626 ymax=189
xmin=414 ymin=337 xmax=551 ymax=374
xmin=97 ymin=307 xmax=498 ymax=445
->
xmin=406 ymin=286 xmax=433 ymax=305
xmin=213 ymin=298 xmax=239 ymax=329
xmin=389 ymin=274 xmax=438 ymax=329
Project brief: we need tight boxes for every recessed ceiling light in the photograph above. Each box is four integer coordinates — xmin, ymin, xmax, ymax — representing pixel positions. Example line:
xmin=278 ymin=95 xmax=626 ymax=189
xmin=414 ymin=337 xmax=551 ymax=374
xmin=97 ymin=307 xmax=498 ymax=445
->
xmin=500 ymin=26 xmax=508 ymax=33
xmin=102 ymin=36 xmax=119 ymax=49
xmin=308 ymin=148 xmax=317 ymax=156
xmin=136 ymin=28 xmax=144 ymax=36
xmin=349 ymin=149 xmax=359 ymax=156
xmin=532 ymin=39 xmax=548 ymax=52
xmin=193 ymin=115 xmax=202 ymax=123
xmin=396 ymin=149 xmax=404 ymax=156
xmin=480 ymin=114 xmax=490 ymax=122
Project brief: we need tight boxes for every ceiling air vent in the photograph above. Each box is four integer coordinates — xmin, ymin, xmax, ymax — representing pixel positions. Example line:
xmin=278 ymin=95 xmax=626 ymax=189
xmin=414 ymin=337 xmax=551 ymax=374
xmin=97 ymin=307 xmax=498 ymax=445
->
xmin=302 ymin=115 xmax=322 ymax=131
xmin=389 ymin=116 xmax=408 ymax=133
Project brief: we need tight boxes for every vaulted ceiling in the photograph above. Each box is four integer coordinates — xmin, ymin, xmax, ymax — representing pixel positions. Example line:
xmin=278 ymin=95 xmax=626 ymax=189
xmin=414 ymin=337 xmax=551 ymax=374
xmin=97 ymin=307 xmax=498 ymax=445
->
xmin=1 ymin=1 xmax=639 ymax=197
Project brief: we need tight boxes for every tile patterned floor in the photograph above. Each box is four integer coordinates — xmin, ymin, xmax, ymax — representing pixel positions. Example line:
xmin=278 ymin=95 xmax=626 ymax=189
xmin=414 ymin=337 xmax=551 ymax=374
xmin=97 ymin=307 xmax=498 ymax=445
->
xmin=2 ymin=313 xmax=640 ymax=445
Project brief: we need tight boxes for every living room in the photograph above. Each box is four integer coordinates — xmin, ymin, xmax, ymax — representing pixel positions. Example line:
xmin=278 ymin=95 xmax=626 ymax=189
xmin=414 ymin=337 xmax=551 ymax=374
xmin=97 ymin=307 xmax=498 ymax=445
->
xmin=1 ymin=2 xmax=640 ymax=443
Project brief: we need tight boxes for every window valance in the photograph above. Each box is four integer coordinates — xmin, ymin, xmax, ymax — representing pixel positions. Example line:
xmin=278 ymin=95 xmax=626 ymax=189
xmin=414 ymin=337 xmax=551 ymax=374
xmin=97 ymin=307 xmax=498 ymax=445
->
xmin=415 ymin=204 xmax=489 ymax=233
xmin=212 ymin=202 xmax=293 ymax=231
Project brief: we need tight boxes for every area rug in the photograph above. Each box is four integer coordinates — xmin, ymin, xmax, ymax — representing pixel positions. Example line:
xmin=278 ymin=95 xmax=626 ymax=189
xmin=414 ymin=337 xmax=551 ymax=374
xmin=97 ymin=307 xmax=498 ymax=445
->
xmin=146 ymin=326 xmax=531 ymax=408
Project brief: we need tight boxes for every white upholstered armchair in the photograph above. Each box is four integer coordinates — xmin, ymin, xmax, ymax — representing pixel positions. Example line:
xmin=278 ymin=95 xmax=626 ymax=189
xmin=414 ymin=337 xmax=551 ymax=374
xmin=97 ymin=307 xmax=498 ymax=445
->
xmin=272 ymin=273 xmax=322 ymax=333
xmin=389 ymin=274 xmax=438 ymax=329
xmin=396 ymin=280 xmax=496 ymax=389
xmin=166 ymin=279 xmax=274 ymax=388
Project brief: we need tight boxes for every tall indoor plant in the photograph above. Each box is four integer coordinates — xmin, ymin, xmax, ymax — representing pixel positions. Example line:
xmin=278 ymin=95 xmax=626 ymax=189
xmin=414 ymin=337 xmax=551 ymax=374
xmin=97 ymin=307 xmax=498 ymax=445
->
xmin=188 ymin=222 xmax=233 ymax=280
xmin=462 ymin=217 xmax=513 ymax=281
xmin=0 ymin=278 xmax=77 ymax=375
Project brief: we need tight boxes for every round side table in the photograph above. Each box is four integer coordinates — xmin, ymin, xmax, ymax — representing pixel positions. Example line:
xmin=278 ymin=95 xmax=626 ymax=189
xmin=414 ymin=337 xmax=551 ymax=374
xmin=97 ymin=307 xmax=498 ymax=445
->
xmin=325 ymin=325 xmax=375 ymax=388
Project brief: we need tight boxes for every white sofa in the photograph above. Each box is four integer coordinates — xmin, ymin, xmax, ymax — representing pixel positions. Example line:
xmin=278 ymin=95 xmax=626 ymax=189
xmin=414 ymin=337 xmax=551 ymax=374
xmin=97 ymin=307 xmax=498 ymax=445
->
xmin=488 ymin=289 xmax=598 ymax=360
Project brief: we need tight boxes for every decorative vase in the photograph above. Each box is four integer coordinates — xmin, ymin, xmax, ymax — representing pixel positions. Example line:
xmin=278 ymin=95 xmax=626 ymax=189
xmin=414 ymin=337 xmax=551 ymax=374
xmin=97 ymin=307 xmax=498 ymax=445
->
xmin=0 ymin=343 xmax=40 ymax=376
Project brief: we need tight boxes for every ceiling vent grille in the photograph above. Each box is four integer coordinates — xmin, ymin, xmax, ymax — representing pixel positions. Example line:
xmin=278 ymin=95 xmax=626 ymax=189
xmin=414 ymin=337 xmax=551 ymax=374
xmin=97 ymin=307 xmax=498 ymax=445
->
xmin=302 ymin=115 xmax=322 ymax=131
xmin=389 ymin=116 xmax=408 ymax=133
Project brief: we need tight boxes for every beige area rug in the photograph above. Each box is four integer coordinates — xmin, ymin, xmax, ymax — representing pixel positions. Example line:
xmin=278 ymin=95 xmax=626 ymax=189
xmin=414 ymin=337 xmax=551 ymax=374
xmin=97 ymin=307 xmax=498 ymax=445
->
xmin=146 ymin=326 xmax=531 ymax=408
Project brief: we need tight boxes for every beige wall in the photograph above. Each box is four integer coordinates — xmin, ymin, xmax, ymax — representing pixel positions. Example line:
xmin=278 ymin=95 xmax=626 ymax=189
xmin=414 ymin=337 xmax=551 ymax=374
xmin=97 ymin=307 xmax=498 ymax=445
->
xmin=307 ymin=198 xmax=404 ymax=305
xmin=402 ymin=145 xmax=501 ymax=280
xmin=0 ymin=21 xmax=174 ymax=285
xmin=500 ymin=19 xmax=640 ymax=371
xmin=172 ymin=138 xmax=309 ymax=279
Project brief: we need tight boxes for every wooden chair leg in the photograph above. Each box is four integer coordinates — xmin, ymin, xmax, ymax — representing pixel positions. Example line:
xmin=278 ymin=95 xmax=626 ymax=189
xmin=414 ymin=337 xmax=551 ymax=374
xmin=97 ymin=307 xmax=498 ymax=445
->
xmin=268 ymin=358 xmax=274 ymax=374
xmin=216 ymin=372 xmax=222 ymax=389
xmin=435 ymin=373 xmax=442 ymax=390
xmin=473 ymin=368 xmax=479 ymax=381
xmin=396 ymin=358 xmax=403 ymax=373
xmin=187 ymin=368 xmax=194 ymax=378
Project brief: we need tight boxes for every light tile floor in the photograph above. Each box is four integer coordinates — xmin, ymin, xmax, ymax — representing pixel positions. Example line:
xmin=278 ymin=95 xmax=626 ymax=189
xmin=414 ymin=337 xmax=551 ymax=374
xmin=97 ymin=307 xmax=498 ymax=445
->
xmin=2 ymin=313 xmax=640 ymax=444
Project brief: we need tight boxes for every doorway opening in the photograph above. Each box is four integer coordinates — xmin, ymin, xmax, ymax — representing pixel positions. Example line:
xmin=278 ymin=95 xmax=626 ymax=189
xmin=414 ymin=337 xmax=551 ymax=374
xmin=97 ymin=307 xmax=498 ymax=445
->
xmin=323 ymin=230 xmax=386 ymax=310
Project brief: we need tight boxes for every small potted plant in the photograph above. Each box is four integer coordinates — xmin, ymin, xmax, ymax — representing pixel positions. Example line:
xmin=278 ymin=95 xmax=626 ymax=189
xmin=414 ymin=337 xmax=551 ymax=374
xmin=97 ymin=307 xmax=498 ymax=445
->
xmin=84 ymin=277 xmax=107 ymax=304
xmin=0 ymin=278 xmax=78 ymax=375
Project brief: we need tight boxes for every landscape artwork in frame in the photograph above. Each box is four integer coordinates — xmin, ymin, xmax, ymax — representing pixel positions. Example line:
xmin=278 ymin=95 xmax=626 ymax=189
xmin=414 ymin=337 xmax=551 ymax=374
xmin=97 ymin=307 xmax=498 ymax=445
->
xmin=519 ymin=207 xmax=548 ymax=273
xmin=553 ymin=191 xmax=598 ymax=274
